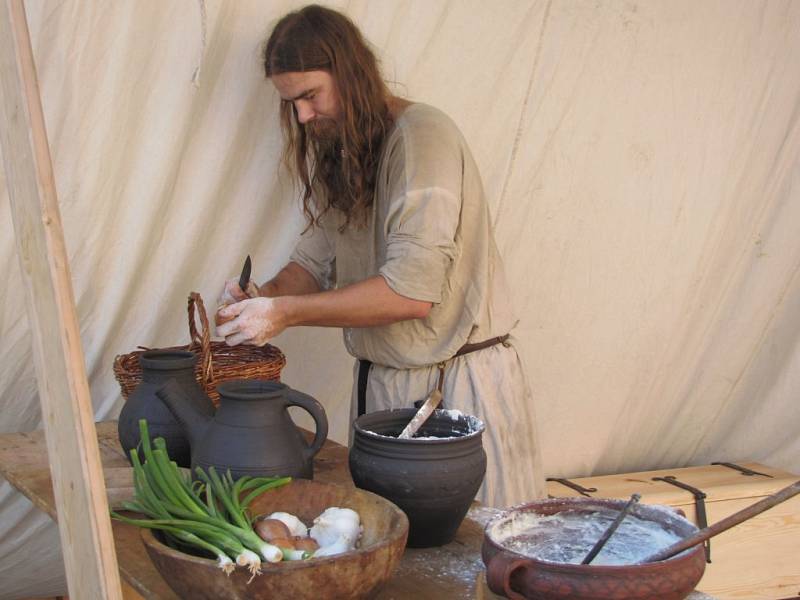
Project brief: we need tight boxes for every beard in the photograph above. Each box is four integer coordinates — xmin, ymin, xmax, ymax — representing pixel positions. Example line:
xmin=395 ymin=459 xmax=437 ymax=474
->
xmin=305 ymin=118 xmax=340 ymax=144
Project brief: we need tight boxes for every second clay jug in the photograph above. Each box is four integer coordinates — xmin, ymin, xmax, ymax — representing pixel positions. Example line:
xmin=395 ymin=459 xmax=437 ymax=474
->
xmin=157 ymin=378 xmax=328 ymax=480
xmin=118 ymin=350 xmax=214 ymax=467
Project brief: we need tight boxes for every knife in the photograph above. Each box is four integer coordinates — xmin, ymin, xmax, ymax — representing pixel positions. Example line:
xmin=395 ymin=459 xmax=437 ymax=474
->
xmin=236 ymin=255 xmax=260 ymax=299
xmin=216 ymin=255 xmax=256 ymax=325
xmin=238 ymin=255 xmax=252 ymax=295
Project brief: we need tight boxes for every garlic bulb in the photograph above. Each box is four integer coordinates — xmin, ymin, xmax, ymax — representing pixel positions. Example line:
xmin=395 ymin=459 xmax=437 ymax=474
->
xmin=313 ymin=537 xmax=353 ymax=558
xmin=310 ymin=507 xmax=362 ymax=548
xmin=266 ymin=512 xmax=308 ymax=537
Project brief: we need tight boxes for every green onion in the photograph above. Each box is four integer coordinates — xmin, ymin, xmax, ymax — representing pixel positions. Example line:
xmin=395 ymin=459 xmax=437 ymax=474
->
xmin=111 ymin=419 xmax=292 ymax=576
xmin=111 ymin=512 xmax=235 ymax=574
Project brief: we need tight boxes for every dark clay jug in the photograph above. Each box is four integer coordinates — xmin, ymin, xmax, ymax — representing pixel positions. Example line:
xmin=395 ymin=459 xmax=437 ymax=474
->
xmin=349 ymin=408 xmax=487 ymax=548
xmin=117 ymin=350 xmax=214 ymax=467
xmin=156 ymin=378 xmax=328 ymax=480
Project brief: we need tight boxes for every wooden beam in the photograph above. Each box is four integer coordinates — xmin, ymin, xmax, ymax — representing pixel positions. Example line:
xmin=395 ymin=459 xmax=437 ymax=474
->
xmin=0 ymin=1 xmax=122 ymax=598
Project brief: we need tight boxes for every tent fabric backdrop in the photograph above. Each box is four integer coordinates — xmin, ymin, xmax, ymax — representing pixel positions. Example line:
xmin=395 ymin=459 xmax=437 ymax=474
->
xmin=1 ymin=0 xmax=799 ymax=597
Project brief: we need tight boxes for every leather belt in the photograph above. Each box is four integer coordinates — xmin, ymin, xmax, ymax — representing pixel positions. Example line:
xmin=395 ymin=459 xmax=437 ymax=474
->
xmin=453 ymin=334 xmax=511 ymax=358
xmin=357 ymin=334 xmax=510 ymax=416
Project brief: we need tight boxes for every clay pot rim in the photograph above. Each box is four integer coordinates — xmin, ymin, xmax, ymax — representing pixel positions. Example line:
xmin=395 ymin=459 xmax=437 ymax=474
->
xmin=215 ymin=379 xmax=288 ymax=401
xmin=141 ymin=480 xmax=409 ymax=572
xmin=353 ymin=408 xmax=485 ymax=443
xmin=483 ymin=497 xmax=705 ymax=572
xmin=482 ymin=544 xmax=705 ymax=574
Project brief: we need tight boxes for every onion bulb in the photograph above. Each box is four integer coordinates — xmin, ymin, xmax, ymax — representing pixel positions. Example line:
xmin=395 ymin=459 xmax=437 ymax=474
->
xmin=266 ymin=512 xmax=308 ymax=537
xmin=293 ymin=536 xmax=320 ymax=552
xmin=269 ymin=536 xmax=296 ymax=550
xmin=254 ymin=518 xmax=291 ymax=542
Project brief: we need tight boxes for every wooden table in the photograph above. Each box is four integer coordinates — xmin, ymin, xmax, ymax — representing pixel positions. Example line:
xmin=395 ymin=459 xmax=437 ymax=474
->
xmin=0 ymin=421 xmax=490 ymax=599
xmin=0 ymin=423 xmax=716 ymax=600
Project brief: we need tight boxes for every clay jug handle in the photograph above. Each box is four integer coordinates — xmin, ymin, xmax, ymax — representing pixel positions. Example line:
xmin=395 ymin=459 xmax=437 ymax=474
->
xmin=485 ymin=551 xmax=531 ymax=600
xmin=284 ymin=388 xmax=329 ymax=460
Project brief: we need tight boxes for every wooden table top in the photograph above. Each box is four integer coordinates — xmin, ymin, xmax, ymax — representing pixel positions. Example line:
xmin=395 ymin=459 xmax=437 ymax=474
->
xmin=0 ymin=421 xmax=490 ymax=599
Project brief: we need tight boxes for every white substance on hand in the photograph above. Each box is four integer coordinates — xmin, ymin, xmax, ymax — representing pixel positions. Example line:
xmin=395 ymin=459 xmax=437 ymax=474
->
xmin=267 ymin=512 xmax=308 ymax=537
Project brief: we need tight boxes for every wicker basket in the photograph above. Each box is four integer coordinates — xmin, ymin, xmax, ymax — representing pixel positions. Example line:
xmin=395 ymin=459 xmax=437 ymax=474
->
xmin=113 ymin=292 xmax=286 ymax=406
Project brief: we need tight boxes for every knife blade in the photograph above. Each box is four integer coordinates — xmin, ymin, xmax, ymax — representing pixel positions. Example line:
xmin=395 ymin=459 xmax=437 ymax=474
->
xmin=238 ymin=255 xmax=252 ymax=296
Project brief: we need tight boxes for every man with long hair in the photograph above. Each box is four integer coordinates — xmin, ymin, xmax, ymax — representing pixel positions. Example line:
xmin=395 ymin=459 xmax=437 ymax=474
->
xmin=216 ymin=5 xmax=543 ymax=508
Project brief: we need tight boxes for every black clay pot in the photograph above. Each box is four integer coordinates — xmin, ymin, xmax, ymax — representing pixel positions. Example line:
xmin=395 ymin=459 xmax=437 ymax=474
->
xmin=349 ymin=408 xmax=487 ymax=548
xmin=117 ymin=350 xmax=214 ymax=467
xmin=156 ymin=379 xmax=329 ymax=480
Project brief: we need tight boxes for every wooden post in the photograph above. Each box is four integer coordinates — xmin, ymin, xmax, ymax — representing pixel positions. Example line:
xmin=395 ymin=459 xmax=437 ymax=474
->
xmin=0 ymin=1 xmax=123 ymax=598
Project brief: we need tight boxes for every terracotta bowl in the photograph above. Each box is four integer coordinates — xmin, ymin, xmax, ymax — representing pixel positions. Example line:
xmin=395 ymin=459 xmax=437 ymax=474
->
xmin=482 ymin=497 xmax=706 ymax=600
xmin=142 ymin=479 xmax=409 ymax=600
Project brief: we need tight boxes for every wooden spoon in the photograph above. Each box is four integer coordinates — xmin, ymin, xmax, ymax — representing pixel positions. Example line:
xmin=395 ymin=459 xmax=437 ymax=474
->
xmin=398 ymin=390 xmax=443 ymax=439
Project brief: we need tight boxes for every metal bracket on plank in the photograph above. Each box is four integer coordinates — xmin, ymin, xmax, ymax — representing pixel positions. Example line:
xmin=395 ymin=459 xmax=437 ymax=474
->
xmin=546 ymin=477 xmax=597 ymax=497
xmin=652 ymin=475 xmax=712 ymax=563
xmin=711 ymin=462 xmax=773 ymax=478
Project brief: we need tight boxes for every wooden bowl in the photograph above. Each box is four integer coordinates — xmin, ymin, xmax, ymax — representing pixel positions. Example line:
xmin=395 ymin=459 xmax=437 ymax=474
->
xmin=141 ymin=479 xmax=408 ymax=600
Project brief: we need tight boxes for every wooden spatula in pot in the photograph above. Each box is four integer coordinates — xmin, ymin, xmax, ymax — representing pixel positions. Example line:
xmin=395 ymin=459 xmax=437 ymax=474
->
xmin=397 ymin=389 xmax=443 ymax=439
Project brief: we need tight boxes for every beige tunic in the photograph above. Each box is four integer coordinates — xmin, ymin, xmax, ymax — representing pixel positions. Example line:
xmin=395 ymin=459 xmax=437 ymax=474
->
xmin=290 ymin=104 xmax=544 ymax=507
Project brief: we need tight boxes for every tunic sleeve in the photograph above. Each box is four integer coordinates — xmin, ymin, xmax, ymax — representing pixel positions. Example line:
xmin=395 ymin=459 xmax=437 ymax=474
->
xmin=289 ymin=220 xmax=336 ymax=291
xmin=378 ymin=115 xmax=464 ymax=304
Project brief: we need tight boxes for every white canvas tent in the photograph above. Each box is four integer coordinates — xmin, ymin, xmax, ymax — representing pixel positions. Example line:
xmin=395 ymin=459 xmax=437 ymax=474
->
xmin=1 ymin=1 xmax=799 ymax=597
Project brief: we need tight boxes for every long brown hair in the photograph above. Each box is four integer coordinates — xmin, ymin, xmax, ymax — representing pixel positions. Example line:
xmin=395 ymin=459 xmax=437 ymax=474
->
xmin=263 ymin=5 xmax=393 ymax=229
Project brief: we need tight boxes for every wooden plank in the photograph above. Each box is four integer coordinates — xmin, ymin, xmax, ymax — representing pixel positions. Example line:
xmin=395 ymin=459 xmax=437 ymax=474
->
xmin=104 ymin=467 xmax=135 ymax=510
xmin=698 ymin=495 xmax=800 ymax=599
xmin=546 ymin=462 xmax=797 ymax=505
xmin=0 ymin=424 xmax=130 ymax=476
xmin=0 ymin=2 xmax=122 ymax=598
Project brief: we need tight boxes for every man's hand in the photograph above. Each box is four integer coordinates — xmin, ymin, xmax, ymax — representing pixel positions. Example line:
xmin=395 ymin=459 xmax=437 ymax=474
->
xmin=215 ymin=297 xmax=288 ymax=346
xmin=218 ymin=277 xmax=250 ymax=306
xmin=215 ymin=274 xmax=431 ymax=346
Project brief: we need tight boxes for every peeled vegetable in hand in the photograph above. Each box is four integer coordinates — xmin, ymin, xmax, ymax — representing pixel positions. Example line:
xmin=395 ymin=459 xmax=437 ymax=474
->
xmin=215 ymin=309 xmax=233 ymax=327
xmin=215 ymin=279 xmax=260 ymax=327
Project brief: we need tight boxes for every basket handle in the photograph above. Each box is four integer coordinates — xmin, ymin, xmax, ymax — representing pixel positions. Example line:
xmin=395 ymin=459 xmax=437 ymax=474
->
xmin=187 ymin=292 xmax=214 ymax=391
